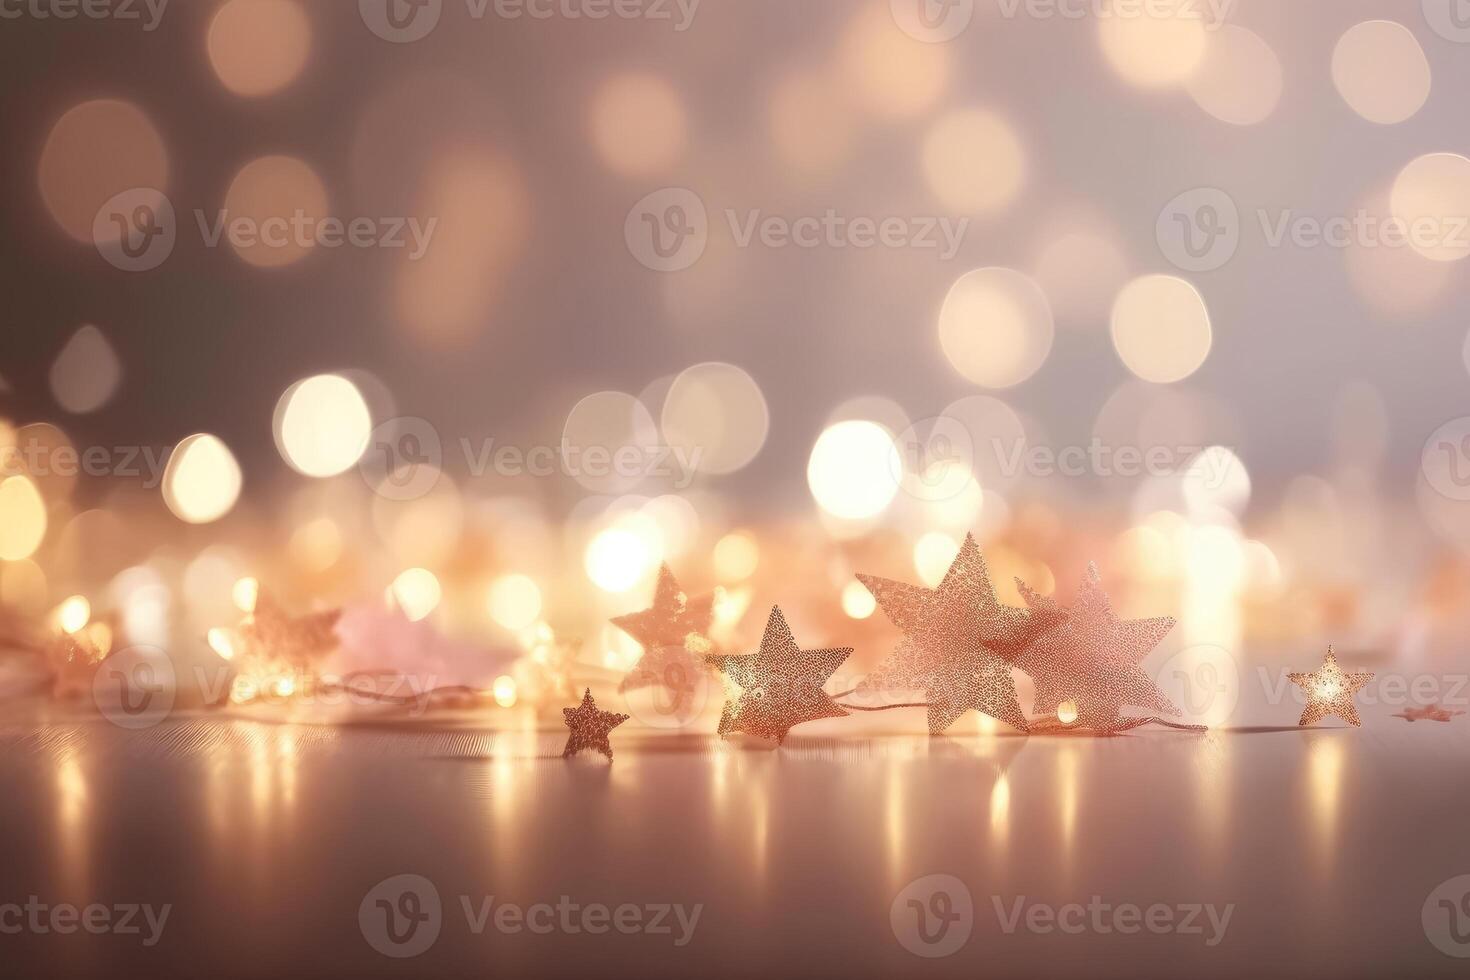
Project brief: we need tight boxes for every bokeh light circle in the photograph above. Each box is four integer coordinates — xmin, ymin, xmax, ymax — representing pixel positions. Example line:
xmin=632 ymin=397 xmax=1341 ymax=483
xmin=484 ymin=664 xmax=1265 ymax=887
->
xmin=1186 ymin=25 xmax=1282 ymax=126
xmin=590 ymin=73 xmax=687 ymax=177
xmin=1110 ymin=275 xmax=1212 ymax=383
xmin=222 ymin=155 xmax=329 ymax=267
xmin=207 ymin=0 xmax=312 ymax=97
xmin=937 ymin=267 xmax=1054 ymax=389
xmin=922 ymin=109 xmax=1025 ymax=213
xmin=1390 ymin=153 xmax=1470 ymax=263
xmin=1331 ymin=21 xmax=1430 ymax=125
xmin=661 ymin=363 xmax=770 ymax=477
xmin=807 ymin=421 xmax=899 ymax=520
xmin=39 ymin=99 xmax=169 ymax=243
xmin=273 ymin=374 xmax=373 ymax=477
xmin=163 ymin=434 xmax=243 ymax=524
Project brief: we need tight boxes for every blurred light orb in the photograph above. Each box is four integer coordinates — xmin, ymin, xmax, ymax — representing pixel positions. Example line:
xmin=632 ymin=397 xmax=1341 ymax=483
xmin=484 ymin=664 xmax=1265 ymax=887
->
xmin=390 ymin=567 xmax=441 ymax=622
xmin=57 ymin=595 xmax=90 ymax=635
xmin=162 ymin=434 xmax=242 ymax=524
xmin=273 ymin=374 xmax=372 ymax=477
xmin=839 ymin=1 xmax=949 ymax=119
xmin=1331 ymin=21 xmax=1430 ymax=124
xmin=1187 ymin=26 xmax=1282 ymax=125
xmin=1057 ymin=700 xmax=1079 ymax=725
xmin=488 ymin=574 xmax=543 ymax=632
xmin=207 ymin=0 xmax=312 ymax=97
xmin=807 ymin=421 xmax=899 ymax=520
xmin=841 ymin=580 xmax=876 ymax=620
xmin=39 ymin=99 xmax=169 ymax=243
xmin=585 ymin=527 xmax=655 ymax=593
xmin=922 ymin=109 xmax=1025 ymax=213
xmin=914 ymin=532 xmax=960 ymax=587
xmin=1182 ymin=446 xmax=1251 ymax=517
xmin=289 ymin=517 xmax=343 ymax=572
xmin=493 ymin=675 xmax=518 ymax=708
xmin=1110 ymin=275 xmax=1212 ymax=383
xmin=661 ymin=362 xmax=770 ymax=476
xmin=1390 ymin=153 xmax=1470 ymax=262
xmin=223 ymin=154 xmax=328 ymax=267
xmin=713 ymin=531 xmax=760 ymax=581
xmin=1034 ymin=230 xmax=1128 ymax=325
xmin=563 ymin=391 xmax=659 ymax=494
xmin=233 ymin=576 xmax=259 ymax=613
xmin=50 ymin=325 xmax=122 ymax=414
xmin=207 ymin=627 xmax=236 ymax=661
xmin=590 ymin=72 xmax=687 ymax=176
xmin=769 ymin=68 xmax=855 ymax=174
xmin=938 ymin=267 xmax=1055 ymax=389
xmin=1097 ymin=0 xmax=1209 ymax=89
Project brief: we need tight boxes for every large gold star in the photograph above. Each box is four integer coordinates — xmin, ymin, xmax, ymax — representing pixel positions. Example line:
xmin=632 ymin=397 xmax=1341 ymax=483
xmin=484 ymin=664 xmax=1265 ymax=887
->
xmin=562 ymin=689 xmax=630 ymax=760
xmin=706 ymin=607 xmax=849 ymax=744
xmin=856 ymin=534 xmax=1062 ymax=734
xmin=1015 ymin=563 xmax=1179 ymax=733
xmin=611 ymin=565 xmax=714 ymax=709
xmin=1289 ymin=647 xmax=1373 ymax=727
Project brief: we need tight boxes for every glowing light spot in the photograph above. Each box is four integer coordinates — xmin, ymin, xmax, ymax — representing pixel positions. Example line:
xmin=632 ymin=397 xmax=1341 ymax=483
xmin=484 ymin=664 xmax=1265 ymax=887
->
xmin=50 ymin=325 xmax=122 ymax=414
xmin=841 ymin=580 xmax=876 ymax=620
xmin=488 ymin=574 xmax=542 ymax=632
xmin=661 ymin=362 xmax=770 ymax=476
xmin=1110 ymin=275 xmax=1212 ymax=383
xmin=562 ymin=390 xmax=659 ymax=494
xmin=162 ymin=435 xmax=242 ymax=524
xmin=57 ymin=596 xmax=90 ymax=635
xmin=1097 ymin=0 xmax=1209 ymax=89
xmin=807 ymin=421 xmax=899 ymax=520
xmin=1057 ymin=700 xmax=1079 ymax=725
xmin=39 ymin=99 xmax=168 ymax=243
xmin=1390 ymin=153 xmax=1470 ymax=263
xmin=233 ymin=577 xmax=259 ymax=614
xmin=0 ymin=476 xmax=47 ymax=561
xmin=222 ymin=155 xmax=328 ymax=267
xmin=390 ymin=567 xmax=441 ymax=622
xmin=922 ymin=109 xmax=1025 ymax=213
xmin=1182 ymin=446 xmax=1251 ymax=518
xmin=839 ymin=2 xmax=949 ymax=119
xmin=207 ymin=0 xmax=312 ymax=97
xmin=585 ymin=527 xmax=656 ymax=593
xmin=914 ymin=532 xmax=960 ymax=587
xmin=938 ymin=267 xmax=1054 ymax=389
xmin=493 ymin=675 xmax=518 ymax=707
xmin=289 ymin=518 xmax=343 ymax=571
xmin=1187 ymin=25 xmax=1282 ymax=125
xmin=208 ymin=628 xmax=236 ymax=661
xmin=713 ymin=531 xmax=759 ymax=581
xmin=1331 ymin=21 xmax=1430 ymax=124
xmin=589 ymin=72 xmax=686 ymax=176
xmin=273 ymin=374 xmax=373 ymax=477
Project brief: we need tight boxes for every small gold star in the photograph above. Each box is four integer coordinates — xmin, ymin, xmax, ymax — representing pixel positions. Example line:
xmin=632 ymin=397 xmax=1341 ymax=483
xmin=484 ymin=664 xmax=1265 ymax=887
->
xmin=706 ymin=607 xmax=850 ymax=744
xmin=1393 ymin=704 xmax=1463 ymax=723
xmin=562 ymin=689 xmax=630 ymax=760
xmin=1289 ymin=647 xmax=1373 ymax=727
xmin=611 ymin=565 xmax=714 ymax=709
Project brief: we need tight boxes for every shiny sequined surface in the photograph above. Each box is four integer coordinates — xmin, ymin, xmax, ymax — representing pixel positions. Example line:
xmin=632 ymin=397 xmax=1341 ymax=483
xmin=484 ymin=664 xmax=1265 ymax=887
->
xmin=1289 ymin=648 xmax=1373 ymax=728
xmin=561 ymin=688 xmax=629 ymax=760
xmin=706 ymin=607 xmax=850 ymax=744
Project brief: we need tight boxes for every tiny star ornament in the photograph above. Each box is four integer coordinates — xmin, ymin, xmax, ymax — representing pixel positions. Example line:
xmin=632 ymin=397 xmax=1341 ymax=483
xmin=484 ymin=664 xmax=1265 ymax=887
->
xmin=855 ymin=534 xmax=1062 ymax=734
xmin=1288 ymin=646 xmax=1373 ymax=727
xmin=612 ymin=565 xmax=715 ymax=709
xmin=1015 ymin=563 xmax=1181 ymax=733
xmin=1393 ymin=704 xmax=1464 ymax=723
xmin=706 ymin=607 xmax=850 ymax=744
xmin=562 ymin=689 xmax=629 ymax=760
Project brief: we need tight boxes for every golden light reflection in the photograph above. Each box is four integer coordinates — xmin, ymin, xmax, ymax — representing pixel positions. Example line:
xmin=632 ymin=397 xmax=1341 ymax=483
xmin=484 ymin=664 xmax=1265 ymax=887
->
xmin=55 ymin=743 xmax=90 ymax=898
xmin=1307 ymin=735 xmax=1344 ymax=871
xmin=389 ymin=567 xmax=442 ymax=622
xmin=841 ymin=580 xmax=876 ymax=619
xmin=1057 ymin=744 xmax=1079 ymax=868
xmin=807 ymin=420 xmax=899 ymax=520
xmin=233 ymin=576 xmax=260 ymax=613
xmin=990 ymin=772 xmax=1011 ymax=850
xmin=56 ymin=595 xmax=90 ymax=634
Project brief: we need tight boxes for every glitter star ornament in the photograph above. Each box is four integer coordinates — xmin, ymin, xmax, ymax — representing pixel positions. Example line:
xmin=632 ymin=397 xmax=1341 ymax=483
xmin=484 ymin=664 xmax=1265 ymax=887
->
xmin=612 ymin=565 xmax=715 ymax=708
xmin=1015 ymin=563 xmax=1181 ymax=733
xmin=238 ymin=592 xmax=341 ymax=668
xmin=706 ymin=607 xmax=850 ymax=744
xmin=1393 ymin=704 xmax=1464 ymax=723
xmin=562 ymin=689 xmax=630 ymax=760
xmin=855 ymin=534 xmax=1061 ymax=734
xmin=1289 ymin=647 xmax=1373 ymax=727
